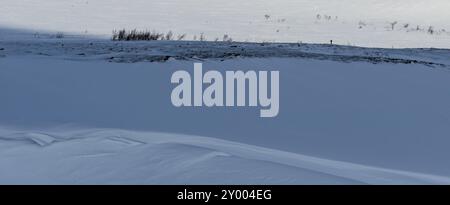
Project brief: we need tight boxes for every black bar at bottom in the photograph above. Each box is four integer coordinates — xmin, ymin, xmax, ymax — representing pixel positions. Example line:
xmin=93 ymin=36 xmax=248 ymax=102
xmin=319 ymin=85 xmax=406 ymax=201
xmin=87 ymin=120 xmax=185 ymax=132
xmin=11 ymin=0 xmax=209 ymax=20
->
xmin=1 ymin=185 xmax=449 ymax=203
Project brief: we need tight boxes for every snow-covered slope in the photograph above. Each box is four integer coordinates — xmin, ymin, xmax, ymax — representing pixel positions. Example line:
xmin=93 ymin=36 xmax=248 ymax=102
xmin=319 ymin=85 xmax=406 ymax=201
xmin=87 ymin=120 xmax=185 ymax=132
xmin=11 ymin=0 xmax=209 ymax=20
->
xmin=1 ymin=126 xmax=450 ymax=185
xmin=1 ymin=40 xmax=450 ymax=184
xmin=1 ymin=0 xmax=450 ymax=183
xmin=1 ymin=0 xmax=450 ymax=48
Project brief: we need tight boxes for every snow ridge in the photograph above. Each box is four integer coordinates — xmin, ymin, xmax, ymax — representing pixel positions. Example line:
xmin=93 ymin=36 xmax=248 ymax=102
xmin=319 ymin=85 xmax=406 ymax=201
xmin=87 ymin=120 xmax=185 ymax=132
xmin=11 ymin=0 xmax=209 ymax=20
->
xmin=1 ymin=127 xmax=449 ymax=185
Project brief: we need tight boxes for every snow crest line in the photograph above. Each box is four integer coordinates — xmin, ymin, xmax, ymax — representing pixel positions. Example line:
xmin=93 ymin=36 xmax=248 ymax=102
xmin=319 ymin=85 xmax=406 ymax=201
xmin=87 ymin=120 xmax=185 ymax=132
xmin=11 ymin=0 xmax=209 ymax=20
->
xmin=0 ymin=127 xmax=449 ymax=184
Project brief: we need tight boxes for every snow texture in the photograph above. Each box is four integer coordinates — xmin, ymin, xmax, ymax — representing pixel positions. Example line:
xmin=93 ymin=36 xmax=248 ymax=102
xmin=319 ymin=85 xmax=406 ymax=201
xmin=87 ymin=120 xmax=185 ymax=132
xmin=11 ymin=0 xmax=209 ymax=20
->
xmin=1 ymin=0 xmax=450 ymax=48
xmin=1 ymin=0 xmax=450 ymax=184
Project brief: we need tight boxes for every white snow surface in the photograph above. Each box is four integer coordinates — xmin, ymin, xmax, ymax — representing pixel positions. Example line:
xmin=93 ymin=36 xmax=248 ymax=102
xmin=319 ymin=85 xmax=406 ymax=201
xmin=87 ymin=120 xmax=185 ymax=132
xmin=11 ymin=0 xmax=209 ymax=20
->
xmin=1 ymin=0 xmax=450 ymax=48
xmin=1 ymin=126 xmax=450 ymax=185
xmin=1 ymin=0 xmax=450 ymax=183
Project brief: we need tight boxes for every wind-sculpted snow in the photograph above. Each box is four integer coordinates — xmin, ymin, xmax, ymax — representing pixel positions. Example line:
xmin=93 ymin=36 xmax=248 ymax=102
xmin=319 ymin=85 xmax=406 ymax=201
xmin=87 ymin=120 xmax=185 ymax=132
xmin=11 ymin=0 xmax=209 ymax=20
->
xmin=0 ymin=127 xmax=449 ymax=185
xmin=2 ymin=29 xmax=450 ymax=184
xmin=2 ymin=54 xmax=450 ymax=181
xmin=2 ymin=0 xmax=450 ymax=185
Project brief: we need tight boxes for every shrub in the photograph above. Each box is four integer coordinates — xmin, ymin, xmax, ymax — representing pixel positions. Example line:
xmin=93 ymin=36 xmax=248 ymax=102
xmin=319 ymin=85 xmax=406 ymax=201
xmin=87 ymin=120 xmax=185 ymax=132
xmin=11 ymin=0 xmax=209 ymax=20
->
xmin=390 ymin=21 xmax=398 ymax=30
xmin=428 ymin=26 xmax=435 ymax=35
xmin=112 ymin=29 xmax=164 ymax=41
xmin=55 ymin=32 xmax=64 ymax=39
xmin=112 ymin=29 xmax=233 ymax=42
xmin=199 ymin=33 xmax=206 ymax=41
xmin=177 ymin=34 xmax=187 ymax=40
xmin=223 ymin=34 xmax=232 ymax=42
xmin=164 ymin=31 xmax=174 ymax=40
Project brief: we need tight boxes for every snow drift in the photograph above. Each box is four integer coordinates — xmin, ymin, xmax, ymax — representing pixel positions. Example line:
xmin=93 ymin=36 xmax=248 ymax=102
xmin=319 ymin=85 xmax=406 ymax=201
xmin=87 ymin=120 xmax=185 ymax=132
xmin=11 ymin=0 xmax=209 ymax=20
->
xmin=1 ymin=126 xmax=450 ymax=185
xmin=1 ymin=43 xmax=450 ymax=184
xmin=1 ymin=0 xmax=450 ymax=183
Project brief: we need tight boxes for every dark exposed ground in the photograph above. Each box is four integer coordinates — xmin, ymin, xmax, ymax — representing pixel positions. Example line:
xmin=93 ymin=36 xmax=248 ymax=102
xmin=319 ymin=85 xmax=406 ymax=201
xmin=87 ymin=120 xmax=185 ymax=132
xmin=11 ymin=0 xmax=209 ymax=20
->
xmin=1 ymin=39 xmax=449 ymax=67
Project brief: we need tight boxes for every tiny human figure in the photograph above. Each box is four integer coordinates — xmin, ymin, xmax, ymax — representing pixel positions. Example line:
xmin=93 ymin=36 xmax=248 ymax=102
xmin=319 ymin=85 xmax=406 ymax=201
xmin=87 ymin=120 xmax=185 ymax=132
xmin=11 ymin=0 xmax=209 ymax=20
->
xmin=330 ymin=40 xmax=333 ymax=45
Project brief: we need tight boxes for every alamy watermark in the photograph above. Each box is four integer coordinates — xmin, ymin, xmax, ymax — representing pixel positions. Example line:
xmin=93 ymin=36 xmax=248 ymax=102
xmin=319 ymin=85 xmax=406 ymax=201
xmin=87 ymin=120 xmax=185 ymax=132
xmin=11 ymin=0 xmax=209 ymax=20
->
xmin=171 ymin=63 xmax=279 ymax=118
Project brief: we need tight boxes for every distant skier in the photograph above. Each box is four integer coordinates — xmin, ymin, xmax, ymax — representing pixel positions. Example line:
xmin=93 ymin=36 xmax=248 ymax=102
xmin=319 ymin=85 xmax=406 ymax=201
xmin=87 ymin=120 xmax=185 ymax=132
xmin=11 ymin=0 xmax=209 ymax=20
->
xmin=330 ymin=40 xmax=333 ymax=45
